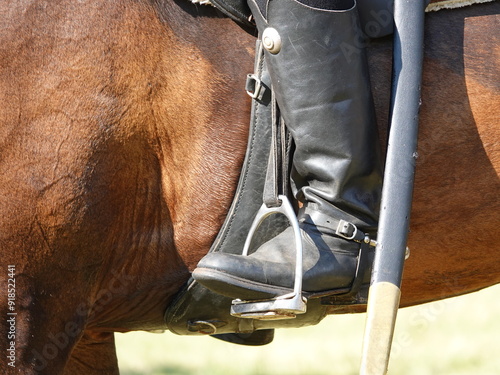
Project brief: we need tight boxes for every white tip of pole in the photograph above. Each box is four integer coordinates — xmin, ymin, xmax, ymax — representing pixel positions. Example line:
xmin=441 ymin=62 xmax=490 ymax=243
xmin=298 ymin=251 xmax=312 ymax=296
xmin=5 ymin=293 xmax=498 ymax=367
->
xmin=359 ymin=282 xmax=402 ymax=375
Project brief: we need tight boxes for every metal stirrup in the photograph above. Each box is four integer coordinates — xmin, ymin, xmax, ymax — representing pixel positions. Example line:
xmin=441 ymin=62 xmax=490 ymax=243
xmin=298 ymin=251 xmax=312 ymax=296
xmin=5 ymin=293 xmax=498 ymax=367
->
xmin=230 ymin=195 xmax=307 ymax=320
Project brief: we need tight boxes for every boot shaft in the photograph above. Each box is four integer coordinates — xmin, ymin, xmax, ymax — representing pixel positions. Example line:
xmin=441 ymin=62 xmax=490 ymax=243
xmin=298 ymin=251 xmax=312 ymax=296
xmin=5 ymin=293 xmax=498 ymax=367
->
xmin=249 ymin=0 xmax=383 ymax=231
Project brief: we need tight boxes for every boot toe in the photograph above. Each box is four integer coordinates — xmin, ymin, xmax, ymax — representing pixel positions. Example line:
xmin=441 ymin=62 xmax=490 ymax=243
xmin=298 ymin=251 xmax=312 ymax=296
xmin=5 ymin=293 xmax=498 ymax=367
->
xmin=193 ymin=253 xmax=293 ymax=299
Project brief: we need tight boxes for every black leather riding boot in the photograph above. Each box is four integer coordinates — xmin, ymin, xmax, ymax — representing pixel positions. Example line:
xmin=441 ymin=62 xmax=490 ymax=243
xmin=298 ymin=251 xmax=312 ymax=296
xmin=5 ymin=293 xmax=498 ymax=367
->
xmin=193 ymin=0 xmax=383 ymax=299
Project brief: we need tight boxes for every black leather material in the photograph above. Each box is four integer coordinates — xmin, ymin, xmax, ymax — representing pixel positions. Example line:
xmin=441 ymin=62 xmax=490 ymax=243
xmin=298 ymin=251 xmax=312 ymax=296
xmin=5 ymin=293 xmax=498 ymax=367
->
xmin=194 ymin=208 xmax=375 ymax=300
xmin=194 ymin=221 xmax=369 ymax=299
xmin=357 ymin=0 xmax=394 ymax=38
xmin=211 ymin=330 xmax=275 ymax=346
xmin=210 ymin=0 xmax=255 ymax=28
xmin=192 ymin=0 xmax=382 ymax=300
xmin=166 ymin=275 xmax=328 ymax=335
xmin=298 ymin=0 xmax=354 ymax=11
xmin=207 ymin=42 xmax=290 ymax=257
xmin=257 ymin=0 xmax=383 ymax=232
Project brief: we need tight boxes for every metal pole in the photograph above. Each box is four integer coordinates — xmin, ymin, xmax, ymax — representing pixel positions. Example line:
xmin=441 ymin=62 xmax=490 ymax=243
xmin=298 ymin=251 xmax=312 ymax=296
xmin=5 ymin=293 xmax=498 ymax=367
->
xmin=360 ymin=1 xmax=426 ymax=374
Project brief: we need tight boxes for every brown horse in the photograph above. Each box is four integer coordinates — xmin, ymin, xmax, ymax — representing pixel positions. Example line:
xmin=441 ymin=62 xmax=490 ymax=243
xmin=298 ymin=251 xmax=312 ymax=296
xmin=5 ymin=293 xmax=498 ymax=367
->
xmin=0 ymin=0 xmax=498 ymax=374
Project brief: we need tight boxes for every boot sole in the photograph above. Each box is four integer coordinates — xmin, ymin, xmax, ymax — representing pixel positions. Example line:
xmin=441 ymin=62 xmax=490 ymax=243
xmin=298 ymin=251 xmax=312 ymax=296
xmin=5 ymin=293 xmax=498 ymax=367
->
xmin=192 ymin=268 xmax=356 ymax=301
xmin=193 ymin=268 xmax=293 ymax=300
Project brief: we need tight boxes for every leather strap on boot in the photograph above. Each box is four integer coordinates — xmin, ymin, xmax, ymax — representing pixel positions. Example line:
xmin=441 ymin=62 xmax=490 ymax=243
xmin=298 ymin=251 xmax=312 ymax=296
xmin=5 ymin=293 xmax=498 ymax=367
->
xmin=298 ymin=208 xmax=375 ymax=299
xmin=299 ymin=207 xmax=377 ymax=248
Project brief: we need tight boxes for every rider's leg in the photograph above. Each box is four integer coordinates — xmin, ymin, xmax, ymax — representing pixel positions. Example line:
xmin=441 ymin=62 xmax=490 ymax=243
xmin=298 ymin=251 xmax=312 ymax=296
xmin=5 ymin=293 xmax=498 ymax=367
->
xmin=193 ymin=0 xmax=383 ymax=299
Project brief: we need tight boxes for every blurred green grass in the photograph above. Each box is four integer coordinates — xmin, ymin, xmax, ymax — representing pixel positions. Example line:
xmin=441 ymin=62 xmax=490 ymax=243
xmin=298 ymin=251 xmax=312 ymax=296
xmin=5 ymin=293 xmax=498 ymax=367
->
xmin=116 ymin=284 xmax=500 ymax=375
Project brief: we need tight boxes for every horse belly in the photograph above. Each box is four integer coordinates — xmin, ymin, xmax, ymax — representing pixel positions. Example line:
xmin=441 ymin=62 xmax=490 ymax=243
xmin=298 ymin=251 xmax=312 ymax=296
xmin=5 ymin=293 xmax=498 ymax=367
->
xmin=400 ymin=8 xmax=500 ymax=306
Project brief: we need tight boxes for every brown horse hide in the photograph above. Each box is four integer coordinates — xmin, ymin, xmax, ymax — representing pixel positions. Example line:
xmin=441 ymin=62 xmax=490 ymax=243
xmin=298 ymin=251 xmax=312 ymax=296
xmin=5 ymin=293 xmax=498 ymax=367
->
xmin=0 ymin=0 xmax=498 ymax=374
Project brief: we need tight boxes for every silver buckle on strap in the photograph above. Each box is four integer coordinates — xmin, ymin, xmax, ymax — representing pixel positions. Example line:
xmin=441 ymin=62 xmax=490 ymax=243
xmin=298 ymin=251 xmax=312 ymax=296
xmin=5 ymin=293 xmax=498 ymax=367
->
xmin=336 ymin=219 xmax=377 ymax=248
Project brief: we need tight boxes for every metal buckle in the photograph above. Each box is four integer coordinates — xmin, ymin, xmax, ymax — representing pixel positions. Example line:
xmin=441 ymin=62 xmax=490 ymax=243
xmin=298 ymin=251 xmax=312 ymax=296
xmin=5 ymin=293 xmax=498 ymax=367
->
xmin=245 ymin=74 xmax=266 ymax=101
xmin=336 ymin=219 xmax=377 ymax=247
xmin=230 ymin=195 xmax=307 ymax=320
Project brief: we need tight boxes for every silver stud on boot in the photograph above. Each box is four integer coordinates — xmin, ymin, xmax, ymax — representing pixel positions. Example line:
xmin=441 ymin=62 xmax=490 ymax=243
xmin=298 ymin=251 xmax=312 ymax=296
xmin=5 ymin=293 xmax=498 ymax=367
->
xmin=262 ymin=27 xmax=282 ymax=54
